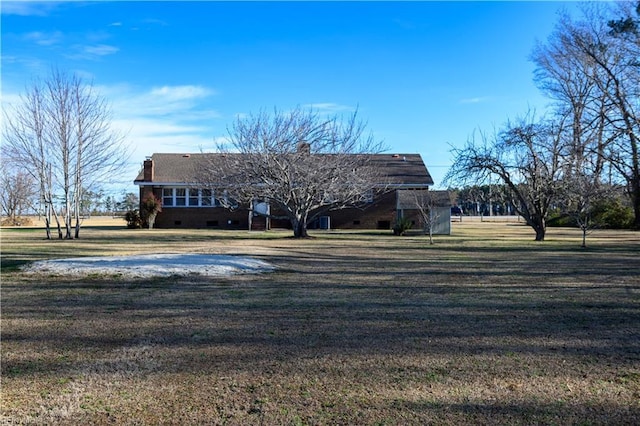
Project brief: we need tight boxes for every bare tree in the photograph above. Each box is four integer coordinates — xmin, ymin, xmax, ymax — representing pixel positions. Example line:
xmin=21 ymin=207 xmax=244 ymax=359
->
xmin=200 ymin=107 xmax=386 ymax=238
xmin=561 ymin=172 xmax=613 ymax=248
xmin=2 ymin=68 xmax=128 ymax=239
xmin=2 ymin=81 xmax=61 ymax=238
xmin=410 ymin=190 xmax=451 ymax=244
xmin=553 ymin=3 xmax=640 ymax=228
xmin=531 ymin=10 xmax=614 ymax=183
xmin=446 ymin=115 xmax=566 ymax=241
xmin=0 ymin=167 xmax=37 ymax=222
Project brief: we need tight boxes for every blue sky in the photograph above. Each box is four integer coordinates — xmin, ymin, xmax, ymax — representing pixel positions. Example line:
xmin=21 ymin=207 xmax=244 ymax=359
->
xmin=1 ymin=1 xmax=581 ymax=195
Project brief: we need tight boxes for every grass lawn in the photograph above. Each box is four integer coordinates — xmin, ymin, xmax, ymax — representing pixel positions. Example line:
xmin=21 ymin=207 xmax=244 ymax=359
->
xmin=1 ymin=219 xmax=639 ymax=425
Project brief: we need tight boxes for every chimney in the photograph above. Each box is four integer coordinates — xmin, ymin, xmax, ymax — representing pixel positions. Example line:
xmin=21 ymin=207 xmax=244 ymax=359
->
xmin=143 ymin=157 xmax=154 ymax=181
xmin=297 ymin=141 xmax=311 ymax=154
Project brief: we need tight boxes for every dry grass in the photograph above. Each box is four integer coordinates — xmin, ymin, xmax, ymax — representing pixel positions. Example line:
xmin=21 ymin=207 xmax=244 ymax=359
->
xmin=1 ymin=220 xmax=639 ymax=425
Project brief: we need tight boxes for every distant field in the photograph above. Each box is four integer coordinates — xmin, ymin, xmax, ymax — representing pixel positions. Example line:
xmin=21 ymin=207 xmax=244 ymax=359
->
xmin=1 ymin=215 xmax=128 ymax=229
xmin=1 ymin=222 xmax=639 ymax=424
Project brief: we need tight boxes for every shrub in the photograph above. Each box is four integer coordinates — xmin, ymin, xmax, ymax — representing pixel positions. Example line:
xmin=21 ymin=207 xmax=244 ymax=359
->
xmin=592 ymin=199 xmax=633 ymax=229
xmin=547 ymin=209 xmax=576 ymax=228
xmin=547 ymin=198 xmax=634 ymax=230
xmin=393 ymin=217 xmax=413 ymax=236
xmin=140 ymin=194 xmax=162 ymax=229
xmin=124 ymin=210 xmax=142 ymax=229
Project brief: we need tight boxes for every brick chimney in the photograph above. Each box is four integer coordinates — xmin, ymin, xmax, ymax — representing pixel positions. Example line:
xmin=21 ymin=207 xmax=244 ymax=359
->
xmin=143 ymin=157 xmax=154 ymax=181
xmin=297 ymin=141 xmax=311 ymax=154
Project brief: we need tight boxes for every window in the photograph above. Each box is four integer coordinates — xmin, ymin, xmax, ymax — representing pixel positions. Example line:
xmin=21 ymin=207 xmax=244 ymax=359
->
xmin=189 ymin=189 xmax=199 ymax=206
xmin=201 ymin=189 xmax=213 ymax=206
xmin=160 ymin=187 xmax=219 ymax=208
xmin=163 ymin=188 xmax=174 ymax=206
xmin=175 ymin=188 xmax=186 ymax=206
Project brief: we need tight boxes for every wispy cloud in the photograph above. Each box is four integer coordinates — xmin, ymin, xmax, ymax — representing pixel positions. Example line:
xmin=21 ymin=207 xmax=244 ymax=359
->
xmin=100 ymin=84 xmax=218 ymax=120
xmin=83 ymin=44 xmax=119 ymax=56
xmin=459 ymin=97 xmax=491 ymax=105
xmin=303 ymin=102 xmax=355 ymax=113
xmin=65 ymin=43 xmax=120 ymax=60
xmin=96 ymin=83 xmax=221 ymax=167
xmin=61 ymin=82 xmax=221 ymax=190
xmin=150 ymin=85 xmax=215 ymax=101
xmin=0 ymin=55 xmax=47 ymax=73
xmin=1 ymin=1 xmax=65 ymax=16
xmin=23 ymin=31 xmax=64 ymax=46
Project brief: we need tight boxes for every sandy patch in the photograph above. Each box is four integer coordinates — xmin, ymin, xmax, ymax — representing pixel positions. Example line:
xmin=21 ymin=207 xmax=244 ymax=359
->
xmin=22 ymin=253 xmax=275 ymax=278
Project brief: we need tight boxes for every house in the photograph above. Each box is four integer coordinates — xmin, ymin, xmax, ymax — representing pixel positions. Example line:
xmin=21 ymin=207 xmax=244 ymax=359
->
xmin=133 ymin=152 xmax=444 ymax=232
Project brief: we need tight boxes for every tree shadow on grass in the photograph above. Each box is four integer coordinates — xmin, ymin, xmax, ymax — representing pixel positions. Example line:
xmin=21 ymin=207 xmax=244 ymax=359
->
xmin=2 ymin=244 xmax=639 ymax=379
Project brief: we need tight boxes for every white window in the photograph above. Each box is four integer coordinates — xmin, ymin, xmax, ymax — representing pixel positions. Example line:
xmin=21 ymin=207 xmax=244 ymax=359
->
xmin=201 ymin=189 xmax=214 ymax=206
xmin=175 ymin=188 xmax=186 ymax=206
xmin=163 ymin=188 xmax=174 ymax=206
xmin=161 ymin=187 xmax=219 ymax=208
xmin=189 ymin=188 xmax=199 ymax=206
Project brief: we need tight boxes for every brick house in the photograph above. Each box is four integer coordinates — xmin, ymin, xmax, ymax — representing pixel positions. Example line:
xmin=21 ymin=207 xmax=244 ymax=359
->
xmin=133 ymin=152 xmax=439 ymax=231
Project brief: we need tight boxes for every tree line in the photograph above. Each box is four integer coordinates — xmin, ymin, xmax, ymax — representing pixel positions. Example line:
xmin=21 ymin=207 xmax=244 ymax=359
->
xmin=446 ymin=2 xmax=640 ymax=242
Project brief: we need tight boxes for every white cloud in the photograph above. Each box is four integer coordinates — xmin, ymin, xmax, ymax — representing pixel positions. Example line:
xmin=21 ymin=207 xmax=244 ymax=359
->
xmin=97 ymin=83 xmax=223 ymax=186
xmin=1 ymin=1 xmax=65 ymax=16
xmin=83 ymin=44 xmax=120 ymax=56
xmin=102 ymin=84 xmax=218 ymax=119
xmin=23 ymin=31 xmax=64 ymax=46
xmin=150 ymin=85 xmax=215 ymax=101
xmin=459 ymin=97 xmax=491 ymax=105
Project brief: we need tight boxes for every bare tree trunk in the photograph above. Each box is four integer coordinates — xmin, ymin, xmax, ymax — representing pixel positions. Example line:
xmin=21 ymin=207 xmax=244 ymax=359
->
xmin=292 ymin=213 xmax=309 ymax=238
xmin=44 ymin=199 xmax=52 ymax=240
xmin=428 ymin=208 xmax=434 ymax=245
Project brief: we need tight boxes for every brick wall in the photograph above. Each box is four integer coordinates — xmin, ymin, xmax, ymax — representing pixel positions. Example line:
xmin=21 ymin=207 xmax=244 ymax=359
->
xmin=146 ymin=188 xmax=404 ymax=231
xmin=310 ymin=191 xmax=399 ymax=230
xmin=154 ymin=207 xmax=251 ymax=229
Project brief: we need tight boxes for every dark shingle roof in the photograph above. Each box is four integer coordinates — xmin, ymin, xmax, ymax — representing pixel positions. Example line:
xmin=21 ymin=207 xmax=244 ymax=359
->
xmin=135 ymin=153 xmax=434 ymax=187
